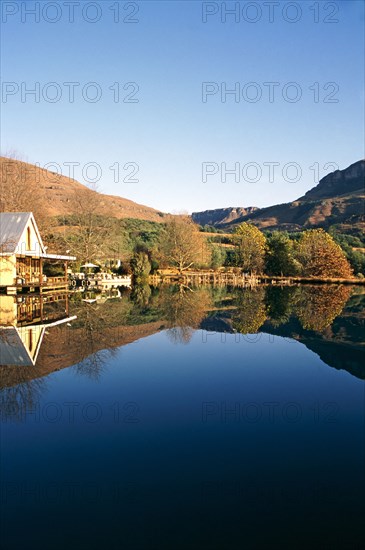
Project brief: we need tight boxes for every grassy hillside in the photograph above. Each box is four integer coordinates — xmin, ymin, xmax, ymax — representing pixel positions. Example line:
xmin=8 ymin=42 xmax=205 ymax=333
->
xmin=0 ymin=156 xmax=166 ymax=223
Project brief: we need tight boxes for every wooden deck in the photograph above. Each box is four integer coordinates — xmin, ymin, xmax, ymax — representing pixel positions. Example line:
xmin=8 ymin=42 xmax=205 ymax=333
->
xmin=1 ymin=276 xmax=69 ymax=295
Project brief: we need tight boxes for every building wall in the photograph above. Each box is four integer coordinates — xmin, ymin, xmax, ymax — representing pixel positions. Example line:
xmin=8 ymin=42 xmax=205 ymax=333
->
xmin=0 ymin=256 xmax=16 ymax=286
xmin=0 ymin=295 xmax=17 ymax=325
xmin=17 ymin=218 xmax=43 ymax=257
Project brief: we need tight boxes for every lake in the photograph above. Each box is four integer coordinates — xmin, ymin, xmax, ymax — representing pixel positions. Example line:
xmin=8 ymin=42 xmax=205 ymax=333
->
xmin=0 ymin=285 xmax=364 ymax=549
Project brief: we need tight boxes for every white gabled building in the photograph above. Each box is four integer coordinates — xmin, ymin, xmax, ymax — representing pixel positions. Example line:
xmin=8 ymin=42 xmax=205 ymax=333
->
xmin=0 ymin=212 xmax=75 ymax=292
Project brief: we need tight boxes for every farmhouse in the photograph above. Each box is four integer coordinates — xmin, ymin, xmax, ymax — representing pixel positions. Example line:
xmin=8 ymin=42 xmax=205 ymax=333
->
xmin=0 ymin=212 xmax=76 ymax=294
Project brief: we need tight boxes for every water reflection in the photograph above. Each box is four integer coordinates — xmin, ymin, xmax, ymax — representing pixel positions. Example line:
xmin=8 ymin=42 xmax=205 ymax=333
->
xmin=232 ymin=287 xmax=267 ymax=334
xmin=296 ymin=285 xmax=352 ymax=331
xmin=1 ymin=284 xmax=363 ymax=549
xmin=158 ymin=284 xmax=212 ymax=343
xmin=0 ymin=285 xmax=364 ymax=387
xmin=0 ymin=292 xmax=76 ymax=419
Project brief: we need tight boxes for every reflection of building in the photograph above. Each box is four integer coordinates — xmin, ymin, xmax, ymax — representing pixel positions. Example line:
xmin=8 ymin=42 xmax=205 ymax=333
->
xmin=0 ymin=212 xmax=76 ymax=294
xmin=1 ymin=325 xmax=46 ymax=367
xmin=0 ymin=293 xmax=76 ymax=367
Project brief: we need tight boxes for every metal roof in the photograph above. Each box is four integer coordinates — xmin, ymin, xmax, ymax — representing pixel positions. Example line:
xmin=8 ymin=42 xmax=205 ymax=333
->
xmin=0 ymin=327 xmax=34 ymax=366
xmin=41 ymin=253 xmax=76 ymax=261
xmin=0 ymin=212 xmax=33 ymax=253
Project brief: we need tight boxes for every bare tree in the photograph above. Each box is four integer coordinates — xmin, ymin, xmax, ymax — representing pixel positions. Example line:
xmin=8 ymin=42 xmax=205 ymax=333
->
xmin=0 ymin=154 xmax=48 ymax=232
xmin=159 ymin=216 xmax=207 ymax=273
xmin=60 ymin=186 xmax=118 ymax=264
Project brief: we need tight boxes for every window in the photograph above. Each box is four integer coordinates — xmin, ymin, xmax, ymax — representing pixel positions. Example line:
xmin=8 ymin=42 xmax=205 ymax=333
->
xmin=26 ymin=227 xmax=31 ymax=251
xmin=29 ymin=329 xmax=33 ymax=352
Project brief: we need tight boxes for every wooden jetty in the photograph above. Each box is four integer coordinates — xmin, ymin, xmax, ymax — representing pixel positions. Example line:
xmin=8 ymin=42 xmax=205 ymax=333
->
xmin=150 ymin=270 xmax=365 ymax=287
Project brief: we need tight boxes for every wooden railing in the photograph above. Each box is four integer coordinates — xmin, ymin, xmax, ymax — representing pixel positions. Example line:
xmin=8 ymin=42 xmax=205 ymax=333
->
xmin=15 ymin=276 xmax=68 ymax=287
xmin=43 ymin=276 xmax=67 ymax=285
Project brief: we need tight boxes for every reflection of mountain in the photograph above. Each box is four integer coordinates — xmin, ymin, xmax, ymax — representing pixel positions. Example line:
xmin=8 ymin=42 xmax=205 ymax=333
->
xmin=299 ymin=339 xmax=364 ymax=380
xmin=0 ymin=293 xmax=166 ymax=420
xmin=201 ymin=289 xmax=365 ymax=380
xmin=261 ymin=315 xmax=365 ymax=380
xmin=202 ymin=311 xmax=364 ymax=379
xmin=0 ymin=320 xmax=165 ymax=390
xmin=0 ymin=293 xmax=78 ymax=418
xmin=38 ymin=320 xmax=164 ymax=375
xmin=1 ymin=287 xmax=363 ymax=392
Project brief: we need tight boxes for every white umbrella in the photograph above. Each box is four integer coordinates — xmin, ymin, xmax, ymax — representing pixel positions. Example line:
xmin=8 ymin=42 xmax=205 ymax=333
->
xmin=80 ymin=263 xmax=98 ymax=268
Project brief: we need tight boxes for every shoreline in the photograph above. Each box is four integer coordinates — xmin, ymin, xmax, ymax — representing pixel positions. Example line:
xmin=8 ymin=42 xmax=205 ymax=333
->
xmin=150 ymin=270 xmax=365 ymax=287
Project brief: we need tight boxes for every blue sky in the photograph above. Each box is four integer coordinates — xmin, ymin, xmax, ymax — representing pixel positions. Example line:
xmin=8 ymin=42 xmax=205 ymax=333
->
xmin=1 ymin=0 xmax=364 ymax=213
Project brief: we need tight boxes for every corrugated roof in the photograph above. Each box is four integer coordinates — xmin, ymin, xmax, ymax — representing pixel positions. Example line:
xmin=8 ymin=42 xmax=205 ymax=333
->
xmin=0 ymin=212 xmax=32 ymax=253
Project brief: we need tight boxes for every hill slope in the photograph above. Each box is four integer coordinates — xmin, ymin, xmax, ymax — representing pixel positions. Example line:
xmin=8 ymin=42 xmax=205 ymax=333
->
xmin=0 ymin=156 xmax=166 ymax=222
xmin=193 ymin=160 xmax=365 ymax=232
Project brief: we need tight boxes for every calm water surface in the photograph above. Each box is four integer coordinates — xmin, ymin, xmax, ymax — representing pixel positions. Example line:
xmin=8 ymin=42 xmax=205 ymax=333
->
xmin=0 ymin=285 xmax=364 ymax=549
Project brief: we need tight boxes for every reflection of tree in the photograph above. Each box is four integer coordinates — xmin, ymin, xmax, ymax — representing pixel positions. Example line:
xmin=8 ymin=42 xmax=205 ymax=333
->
xmin=158 ymin=285 xmax=212 ymax=343
xmin=72 ymin=348 xmax=119 ymax=381
xmin=0 ymin=367 xmax=47 ymax=422
xmin=265 ymin=286 xmax=296 ymax=328
xmin=296 ymin=285 xmax=352 ymax=331
xmin=131 ymin=283 xmax=152 ymax=308
xmin=232 ymin=288 xmax=267 ymax=334
xmin=68 ymin=297 xmax=132 ymax=379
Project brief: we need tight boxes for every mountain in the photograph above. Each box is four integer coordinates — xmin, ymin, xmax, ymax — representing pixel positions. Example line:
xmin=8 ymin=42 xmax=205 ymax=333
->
xmin=0 ymin=156 xmax=166 ymax=223
xmin=300 ymin=160 xmax=364 ymax=201
xmin=192 ymin=160 xmax=365 ymax=232
xmin=192 ymin=206 xmax=258 ymax=227
xmin=2 ymin=156 xmax=364 ymax=232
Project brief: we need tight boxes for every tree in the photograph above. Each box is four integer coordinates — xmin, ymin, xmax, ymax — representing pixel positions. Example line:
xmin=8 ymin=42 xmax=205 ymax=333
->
xmin=265 ymin=231 xmax=300 ymax=276
xmin=61 ymin=187 xmax=118 ymax=264
xmin=130 ymin=252 xmax=151 ymax=284
xmin=159 ymin=216 xmax=205 ymax=273
xmin=296 ymin=229 xmax=353 ymax=278
xmin=329 ymin=231 xmax=365 ymax=276
xmin=210 ymin=245 xmax=226 ymax=269
xmin=234 ymin=223 xmax=266 ymax=273
xmin=0 ymin=154 xmax=49 ymax=234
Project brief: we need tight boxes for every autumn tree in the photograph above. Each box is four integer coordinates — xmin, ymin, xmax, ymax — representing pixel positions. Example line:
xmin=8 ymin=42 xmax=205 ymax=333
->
xmin=296 ymin=229 xmax=353 ymax=278
xmin=234 ymin=223 xmax=266 ymax=273
xmin=159 ymin=216 xmax=205 ymax=273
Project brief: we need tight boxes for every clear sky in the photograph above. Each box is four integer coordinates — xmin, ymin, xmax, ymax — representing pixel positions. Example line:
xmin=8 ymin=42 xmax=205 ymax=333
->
xmin=1 ymin=0 xmax=364 ymax=213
